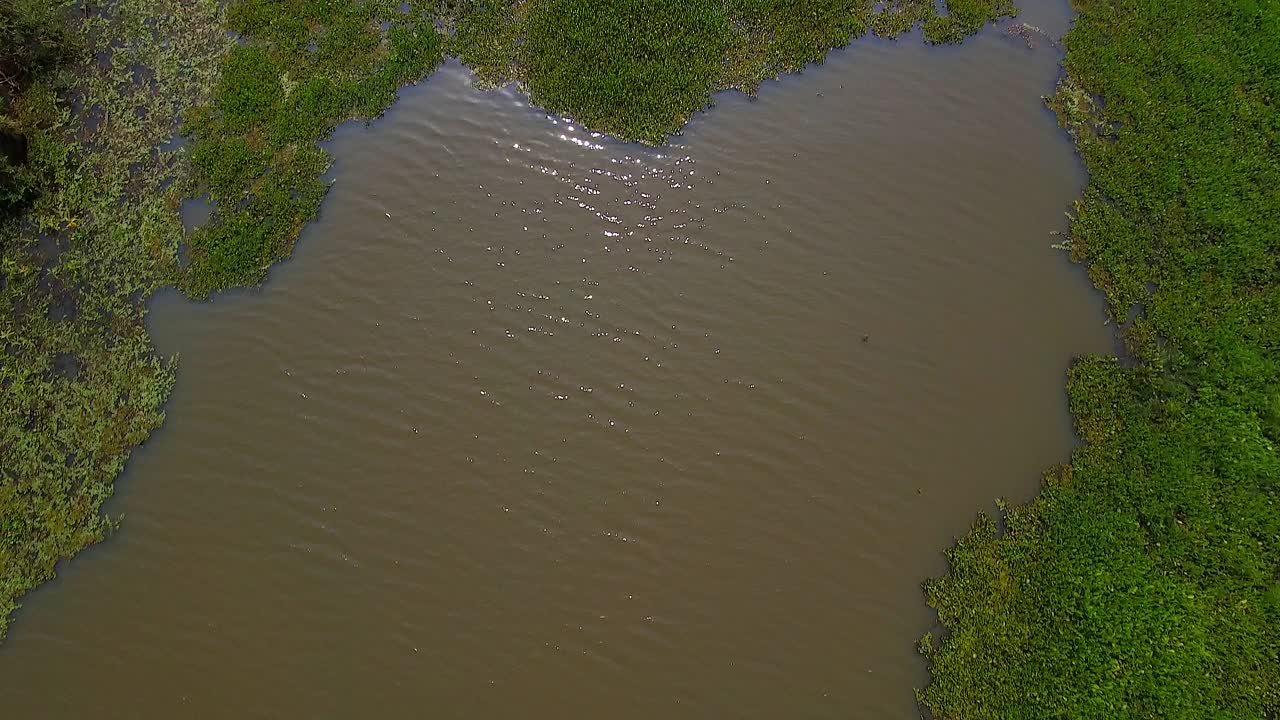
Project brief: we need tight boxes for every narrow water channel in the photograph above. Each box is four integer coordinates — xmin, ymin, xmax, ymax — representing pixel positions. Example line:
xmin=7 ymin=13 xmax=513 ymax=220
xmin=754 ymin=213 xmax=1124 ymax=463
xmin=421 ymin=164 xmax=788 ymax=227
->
xmin=2 ymin=9 xmax=1110 ymax=718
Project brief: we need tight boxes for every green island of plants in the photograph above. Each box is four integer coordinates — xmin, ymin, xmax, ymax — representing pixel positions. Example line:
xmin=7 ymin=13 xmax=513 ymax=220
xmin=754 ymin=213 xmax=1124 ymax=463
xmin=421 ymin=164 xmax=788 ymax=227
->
xmin=185 ymin=0 xmax=1017 ymax=294
xmin=918 ymin=0 xmax=1280 ymax=717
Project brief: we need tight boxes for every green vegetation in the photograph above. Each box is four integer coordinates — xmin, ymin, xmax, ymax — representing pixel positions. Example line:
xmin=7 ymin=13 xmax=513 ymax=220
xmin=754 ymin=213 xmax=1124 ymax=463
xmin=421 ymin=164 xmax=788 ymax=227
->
xmin=182 ymin=0 xmax=1017 ymax=292
xmin=451 ymin=0 xmax=1017 ymax=143
xmin=919 ymin=0 xmax=1280 ymax=717
xmin=11 ymin=2 xmax=1274 ymax=716
xmin=1 ymin=0 xmax=227 ymax=639
xmin=522 ymin=0 xmax=733 ymax=142
xmin=0 ymin=0 xmax=74 ymax=212
xmin=181 ymin=0 xmax=444 ymax=295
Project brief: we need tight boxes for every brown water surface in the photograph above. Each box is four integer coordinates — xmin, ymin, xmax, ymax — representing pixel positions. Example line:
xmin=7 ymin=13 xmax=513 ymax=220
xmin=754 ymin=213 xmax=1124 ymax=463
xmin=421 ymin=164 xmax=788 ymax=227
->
xmin=2 ymin=11 xmax=1110 ymax=718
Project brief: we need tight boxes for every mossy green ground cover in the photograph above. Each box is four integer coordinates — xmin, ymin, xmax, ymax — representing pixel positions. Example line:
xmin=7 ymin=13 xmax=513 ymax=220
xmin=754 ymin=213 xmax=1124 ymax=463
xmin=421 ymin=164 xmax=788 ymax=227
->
xmin=919 ymin=0 xmax=1280 ymax=717
xmin=181 ymin=0 xmax=445 ymax=295
xmin=454 ymin=0 xmax=1016 ymax=143
xmin=1 ymin=0 xmax=76 ymax=211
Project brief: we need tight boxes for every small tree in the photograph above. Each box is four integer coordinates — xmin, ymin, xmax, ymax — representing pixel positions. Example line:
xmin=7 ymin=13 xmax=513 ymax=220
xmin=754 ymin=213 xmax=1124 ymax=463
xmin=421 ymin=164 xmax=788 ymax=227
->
xmin=1 ymin=0 xmax=73 ymax=214
xmin=0 ymin=0 xmax=71 ymax=92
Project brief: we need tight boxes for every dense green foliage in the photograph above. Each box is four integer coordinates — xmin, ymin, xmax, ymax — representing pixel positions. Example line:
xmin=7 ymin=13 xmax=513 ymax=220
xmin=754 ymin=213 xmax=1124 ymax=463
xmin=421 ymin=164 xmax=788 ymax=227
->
xmin=523 ymin=0 xmax=732 ymax=142
xmin=919 ymin=0 xmax=1280 ymax=717
xmin=451 ymin=0 xmax=1016 ymax=143
xmin=0 ymin=0 xmax=70 ymax=86
xmin=0 ymin=0 xmax=75 ymax=212
xmin=180 ymin=0 xmax=444 ymax=295
xmin=1 ymin=0 xmax=227 ymax=639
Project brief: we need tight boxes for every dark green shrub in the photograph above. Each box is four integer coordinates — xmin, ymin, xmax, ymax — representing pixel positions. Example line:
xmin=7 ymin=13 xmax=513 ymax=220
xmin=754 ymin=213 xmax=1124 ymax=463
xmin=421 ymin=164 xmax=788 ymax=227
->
xmin=0 ymin=0 xmax=74 ymax=215
xmin=920 ymin=0 xmax=1280 ymax=716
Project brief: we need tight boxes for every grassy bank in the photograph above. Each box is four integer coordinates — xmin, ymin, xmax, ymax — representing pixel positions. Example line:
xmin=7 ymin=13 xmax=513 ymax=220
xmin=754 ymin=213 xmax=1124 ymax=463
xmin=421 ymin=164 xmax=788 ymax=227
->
xmin=180 ymin=0 xmax=444 ymax=295
xmin=919 ymin=0 xmax=1280 ymax=717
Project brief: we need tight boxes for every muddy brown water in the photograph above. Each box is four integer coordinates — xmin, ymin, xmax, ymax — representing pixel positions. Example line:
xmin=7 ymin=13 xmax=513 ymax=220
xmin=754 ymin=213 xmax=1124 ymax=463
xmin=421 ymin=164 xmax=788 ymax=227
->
xmin=2 ymin=9 xmax=1111 ymax=718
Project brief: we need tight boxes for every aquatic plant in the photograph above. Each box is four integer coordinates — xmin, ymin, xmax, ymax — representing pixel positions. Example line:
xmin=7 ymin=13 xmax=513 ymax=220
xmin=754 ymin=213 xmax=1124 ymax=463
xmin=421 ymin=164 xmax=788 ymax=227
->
xmin=0 ymin=0 xmax=76 ymax=212
xmin=0 ymin=0 xmax=227 ymax=639
xmin=918 ymin=0 xmax=1280 ymax=716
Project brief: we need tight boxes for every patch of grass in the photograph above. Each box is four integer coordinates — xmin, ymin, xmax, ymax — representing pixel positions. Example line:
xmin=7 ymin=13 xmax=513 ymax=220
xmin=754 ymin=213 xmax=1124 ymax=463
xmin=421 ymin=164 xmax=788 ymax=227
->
xmin=724 ymin=0 xmax=924 ymax=92
xmin=923 ymin=0 xmax=1018 ymax=43
xmin=450 ymin=0 xmax=526 ymax=87
xmin=179 ymin=0 xmax=444 ymax=295
xmin=0 ymin=0 xmax=77 ymax=213
xmin=446 ymin=0 xmax=1015 ymax=142
xmin=919 ymin=0 xmax=1280 ymax=717
xmin=523 ymin=0 xmax=732 ymax=143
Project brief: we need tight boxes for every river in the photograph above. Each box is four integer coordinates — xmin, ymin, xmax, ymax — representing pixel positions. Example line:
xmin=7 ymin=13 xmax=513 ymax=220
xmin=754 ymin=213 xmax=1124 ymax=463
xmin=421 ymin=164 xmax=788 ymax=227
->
xmin=1 ymin=6 xmax=1110 ymax=717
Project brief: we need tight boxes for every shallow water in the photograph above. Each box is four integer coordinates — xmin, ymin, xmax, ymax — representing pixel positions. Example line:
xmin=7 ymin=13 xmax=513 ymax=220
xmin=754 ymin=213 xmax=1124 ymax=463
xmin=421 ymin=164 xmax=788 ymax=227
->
xmin=2 ymin=9 xmax=1110 ymax=718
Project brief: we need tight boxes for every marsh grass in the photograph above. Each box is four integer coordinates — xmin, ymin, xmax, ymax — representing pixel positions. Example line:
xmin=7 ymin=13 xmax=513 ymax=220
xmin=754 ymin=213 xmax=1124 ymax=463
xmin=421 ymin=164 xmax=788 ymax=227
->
xmin=919 ymin=1 xmax=1280 ymax=716
xmin=447 ymin=0 xmax=1016 ymax=143
xmin=180 ymin=0 xmax=444 ymax=295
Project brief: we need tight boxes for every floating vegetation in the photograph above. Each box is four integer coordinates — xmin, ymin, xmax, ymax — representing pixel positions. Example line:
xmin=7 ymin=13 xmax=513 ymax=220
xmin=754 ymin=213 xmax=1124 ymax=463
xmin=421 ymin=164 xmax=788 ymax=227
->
xmin=180 ymin=0 xmax=444 ymax=295
xmin=450 ymin=0 xmax=1017 ymax=144
xmin=919 ymin=0 xmax=1280 ymax=716
xmin=1002 ymin=21 xmax=1055 ymax=50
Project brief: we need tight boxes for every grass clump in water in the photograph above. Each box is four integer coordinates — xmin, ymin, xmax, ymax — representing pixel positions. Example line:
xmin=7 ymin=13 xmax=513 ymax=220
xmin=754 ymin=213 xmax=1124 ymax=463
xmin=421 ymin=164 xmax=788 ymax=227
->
xmin=523 ymin=0 xmax=733 ymax=143
xmin=918 ymin=0 xmax=1280 ymax=717
xmin=179 ymin=0 xmax=444 ymax=295
xmin=181 ymin=0 xmax=1017 ymax=289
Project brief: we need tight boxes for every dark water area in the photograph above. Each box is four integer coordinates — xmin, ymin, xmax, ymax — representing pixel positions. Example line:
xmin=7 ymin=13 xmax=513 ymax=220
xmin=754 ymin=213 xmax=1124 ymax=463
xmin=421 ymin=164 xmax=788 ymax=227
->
xmin=2 ymin=8 xmax=1109 ymax=718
